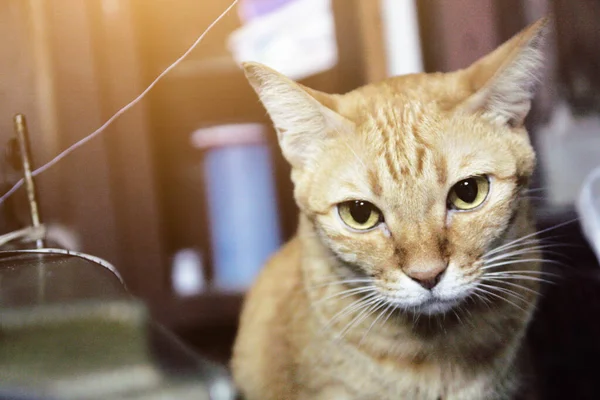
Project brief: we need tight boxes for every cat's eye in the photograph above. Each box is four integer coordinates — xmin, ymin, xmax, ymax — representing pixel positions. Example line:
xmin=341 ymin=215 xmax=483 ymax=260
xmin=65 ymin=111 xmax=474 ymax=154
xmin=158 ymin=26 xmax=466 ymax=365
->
xmin=447 ymin=175 xmax=490 ymax=211
xmin=338 ymin=200 xmax=382 ymax=231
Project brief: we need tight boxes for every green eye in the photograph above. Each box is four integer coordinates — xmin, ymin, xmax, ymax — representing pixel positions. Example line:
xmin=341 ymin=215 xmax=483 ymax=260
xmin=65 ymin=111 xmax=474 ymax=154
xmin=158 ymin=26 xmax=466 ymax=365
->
xmin=447 ymin=175 xmax=490 ymax=210
xmin=338 ymin=201 xmax=382 ymax=230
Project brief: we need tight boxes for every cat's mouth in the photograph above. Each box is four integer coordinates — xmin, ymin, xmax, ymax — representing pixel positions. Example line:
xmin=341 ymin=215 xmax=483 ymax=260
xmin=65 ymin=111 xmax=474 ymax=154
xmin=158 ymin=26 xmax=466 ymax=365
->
xmin=412 ymin=297 xmax=461 ymax=315
xmin=377 ymin=287 xmax=470 ymax=316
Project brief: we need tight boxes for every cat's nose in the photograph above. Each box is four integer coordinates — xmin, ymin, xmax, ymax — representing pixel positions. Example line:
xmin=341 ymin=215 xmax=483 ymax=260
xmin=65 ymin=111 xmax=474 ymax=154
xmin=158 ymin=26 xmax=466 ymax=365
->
xmin=404 ymin=261 xmax=447 ymax=290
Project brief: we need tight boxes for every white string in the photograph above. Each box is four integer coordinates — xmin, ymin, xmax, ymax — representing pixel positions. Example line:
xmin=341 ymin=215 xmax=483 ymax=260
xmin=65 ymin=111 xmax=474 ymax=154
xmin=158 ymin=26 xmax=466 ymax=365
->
xmin=0 ymin=0 xmax=239 ymax=206
xmin=0 ymin=225 xmax=46 ymax=246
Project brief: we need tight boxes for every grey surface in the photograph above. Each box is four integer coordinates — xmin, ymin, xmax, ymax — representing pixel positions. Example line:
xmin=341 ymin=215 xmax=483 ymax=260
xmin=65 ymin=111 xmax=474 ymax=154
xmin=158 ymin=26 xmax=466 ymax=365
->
xmin=0 ymin=253 xmax=126 ymax=307
xmin=0 ymin=251 xmax=236 ymax=400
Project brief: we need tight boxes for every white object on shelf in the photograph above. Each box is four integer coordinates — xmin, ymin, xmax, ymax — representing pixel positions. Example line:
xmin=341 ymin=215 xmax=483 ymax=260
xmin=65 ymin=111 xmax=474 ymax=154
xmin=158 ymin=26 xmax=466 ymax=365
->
xmin=538 ymin=102 xmax=600 ymax=206
xmin=577 ymin=166 xmax=600 ymax=263
xmin=195 ymin=123 xmax=282 ymax=292
xmin=228 ymin=0 xmax=338 ymax=81
xmin=381 ymin=0 xmax=423 ymax=77
xmin=172 ymin=249 xmax=206 ymax=297
xmin=191 ymin=123 xmax=266 ymax=149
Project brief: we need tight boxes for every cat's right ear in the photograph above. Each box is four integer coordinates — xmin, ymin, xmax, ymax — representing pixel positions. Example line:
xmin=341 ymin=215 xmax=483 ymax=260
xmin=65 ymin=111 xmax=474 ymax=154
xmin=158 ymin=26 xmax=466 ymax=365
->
xmin=457 ymin=18 xmax=549 ymax=128
xmin=242 ymin=62 xmax=352 ymax=169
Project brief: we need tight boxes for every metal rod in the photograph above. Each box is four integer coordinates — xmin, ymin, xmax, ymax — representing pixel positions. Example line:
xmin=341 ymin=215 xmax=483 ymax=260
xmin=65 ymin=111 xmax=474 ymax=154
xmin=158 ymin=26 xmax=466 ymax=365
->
xmin=13 ymin=114 xmax=45 ymax=249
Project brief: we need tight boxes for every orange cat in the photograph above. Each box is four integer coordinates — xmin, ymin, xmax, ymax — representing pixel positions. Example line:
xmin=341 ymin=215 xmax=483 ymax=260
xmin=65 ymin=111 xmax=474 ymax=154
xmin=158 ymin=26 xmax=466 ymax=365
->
xmin=232 ymin=18 xmax=548 ymax=400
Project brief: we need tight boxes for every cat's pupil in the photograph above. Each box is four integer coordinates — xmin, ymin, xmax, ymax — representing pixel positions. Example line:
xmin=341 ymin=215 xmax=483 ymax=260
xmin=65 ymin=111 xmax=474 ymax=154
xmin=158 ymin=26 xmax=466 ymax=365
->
xmin=349 ymin=201 xmax=372 ymax=224
xmin=455 ymin=178 xmax=478 ymax=203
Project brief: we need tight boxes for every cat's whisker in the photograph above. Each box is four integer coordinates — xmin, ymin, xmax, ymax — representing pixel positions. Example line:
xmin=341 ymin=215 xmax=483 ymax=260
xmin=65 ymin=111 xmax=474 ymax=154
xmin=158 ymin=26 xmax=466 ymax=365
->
xmin=335 ymin=296 xmax=383 ymax=341
xmin=437 ymin=317 xmax=447 ymax=335
xmin=473 ymin=287 xmax=528 ymax=313
xmin=484 ymin=246 xmax=568 ymax=263
xmin=484 ymin=270 xmax=559 ymax=281
xmin=482 ymin=274 xmax=557 ymax=285
xmin=479 ymin=277 xmax=542 ymax=297
xmin=380 ymin=302 xmax=398 ymax=331
xmin=462 ymin=304 xmax=474 ymax=319
xmin=322 ymin=293 xmax=375 ymax=330
xmin=359 ymin=302 xmax=393 ymax=346
xmin=483 ymin=235 xmax=565 ymax=257
xmin=486 ymin=240 xmax=570 ymax=255
xmin=482 ymin=258 xmax=569 ymax=270
xmin=482 ymin=259 xmax=544 ymax=271
xmin=488 ymin=240 xmax=578 ymax=257
xmin=358 ymin=299 xmax=388 ymax=333
xmin=485 ymin=238 xmax=542 ymax=256
xmin=322 ymin=292 xmax=378 ymax=333
xmin=485 ymin=249 xmax=545 ymax=263
xmin=486 ymin=252 xmax=565 ymax=265
xmin=521 ymin=195 xmax=545 ymax=201
xmin=523 ymin=188 xmax=545 ymax=194
xmin=476 ymin=283 xmax=529 ymax=304
xmin=312 ymin=285 xmax=377 ymax=305
xmin=458 ymin=305 xmax=476 ymax=329
xmin=414 ymin=306 xmax=421 ymax=325
xmin=470 ymin=291 xmax=493 ymax=309
xmin=483 ymin=269 xmax=559 ymax=277
xmin=483 ymin=242 xmax=540 ymax=260
xmin=336 ymin=302 xmax=374 ymax=341
xmin=484 ymin=218 xmax=578 ymax=258
xmin=485 ymin=232 xmax=568 ymax=254
xmin=451 ymin=308 xmax=464 ymax=327
xmin=349 ymin=298 xmax=386 ymax=336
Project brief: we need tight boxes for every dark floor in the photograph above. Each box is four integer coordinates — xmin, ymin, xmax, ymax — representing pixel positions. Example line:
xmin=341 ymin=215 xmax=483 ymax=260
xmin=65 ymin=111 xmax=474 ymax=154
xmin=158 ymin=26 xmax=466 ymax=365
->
xmin=528 ymin=208 xmax=600 ymax=399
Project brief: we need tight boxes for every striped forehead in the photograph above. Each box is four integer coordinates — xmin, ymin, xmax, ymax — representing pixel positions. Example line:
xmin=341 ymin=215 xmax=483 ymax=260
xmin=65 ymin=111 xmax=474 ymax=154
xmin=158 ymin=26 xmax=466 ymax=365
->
xmin=360 ymin=102 xmax=448 ymax=190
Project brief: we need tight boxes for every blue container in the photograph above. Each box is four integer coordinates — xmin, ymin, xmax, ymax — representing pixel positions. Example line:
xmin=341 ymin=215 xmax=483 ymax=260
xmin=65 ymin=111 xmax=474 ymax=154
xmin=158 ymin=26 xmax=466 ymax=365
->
xmin=202 ymin=136 xmax=282 ymax=291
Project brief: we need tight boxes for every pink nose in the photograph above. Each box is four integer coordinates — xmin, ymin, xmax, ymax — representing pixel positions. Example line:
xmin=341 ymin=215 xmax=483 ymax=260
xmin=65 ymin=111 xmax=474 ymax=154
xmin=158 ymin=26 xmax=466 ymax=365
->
xmin=404 ymin=261 xmax=448 ymax=290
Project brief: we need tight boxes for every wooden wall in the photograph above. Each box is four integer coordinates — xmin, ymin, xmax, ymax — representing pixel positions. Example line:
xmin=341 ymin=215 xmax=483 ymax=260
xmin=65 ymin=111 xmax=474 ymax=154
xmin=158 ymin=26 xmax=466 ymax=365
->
xmin=0 ymin=1 xmax=164 ymax=299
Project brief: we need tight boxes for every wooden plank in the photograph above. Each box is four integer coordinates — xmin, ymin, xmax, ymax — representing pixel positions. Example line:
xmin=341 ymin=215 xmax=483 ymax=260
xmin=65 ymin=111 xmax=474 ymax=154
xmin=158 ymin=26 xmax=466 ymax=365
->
xmin=38 ymin=0 xmax=120 ymax=266
xmin=417 ymin=0 xmax=499 ymax=72
xmin=331 ymin=0 xmax=367 ymax=92
xmin=355 ymin=0 xmax=388 ymax=83
xmin=89 ymin=0 xmax=166 ymax=299
xmin=551 ymin=0 xmax=600 ymax=113
xmin=0 ymin=1 xmax=38 ymax=233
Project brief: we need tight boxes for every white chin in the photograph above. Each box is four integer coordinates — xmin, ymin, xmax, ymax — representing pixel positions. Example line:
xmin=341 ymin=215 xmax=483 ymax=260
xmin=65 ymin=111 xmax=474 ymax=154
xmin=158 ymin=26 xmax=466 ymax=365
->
xmin=413 ymin=299 xmax=460 ymax=315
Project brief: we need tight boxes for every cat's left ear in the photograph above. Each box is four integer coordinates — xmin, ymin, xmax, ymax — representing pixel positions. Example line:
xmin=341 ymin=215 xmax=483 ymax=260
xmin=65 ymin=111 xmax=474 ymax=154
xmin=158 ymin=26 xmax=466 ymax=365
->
xmin=459 ymin=17 xmax=550 ymax=128
xmin=241 ymin=62 xmax=353 ymax=169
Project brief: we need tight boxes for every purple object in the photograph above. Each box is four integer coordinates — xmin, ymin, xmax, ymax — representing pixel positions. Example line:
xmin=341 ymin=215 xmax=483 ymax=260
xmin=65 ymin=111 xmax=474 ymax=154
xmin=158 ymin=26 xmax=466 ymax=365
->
xmin=238 ymin=0 xmax=297 ymax=22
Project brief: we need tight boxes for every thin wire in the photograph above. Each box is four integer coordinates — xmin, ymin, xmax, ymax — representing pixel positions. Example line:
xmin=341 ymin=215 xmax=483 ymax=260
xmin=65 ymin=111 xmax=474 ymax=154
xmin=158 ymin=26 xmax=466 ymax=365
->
xmin=0 ymin=0 xmax=239 ymax=206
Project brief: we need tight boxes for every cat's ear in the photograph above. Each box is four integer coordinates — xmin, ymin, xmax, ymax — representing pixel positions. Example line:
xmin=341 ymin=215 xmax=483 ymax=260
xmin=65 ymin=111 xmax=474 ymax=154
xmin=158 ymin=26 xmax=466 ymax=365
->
xmin=242 ymin=62 xmax=352 ymax=168
xmin=459 ymin=17 xmax=550 ymax=128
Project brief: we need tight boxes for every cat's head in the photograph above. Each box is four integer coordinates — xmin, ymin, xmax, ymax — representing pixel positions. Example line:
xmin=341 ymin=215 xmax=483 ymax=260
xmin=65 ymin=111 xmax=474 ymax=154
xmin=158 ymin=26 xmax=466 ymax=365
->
xmin=243 ymin=19 xmax=548 ymax=315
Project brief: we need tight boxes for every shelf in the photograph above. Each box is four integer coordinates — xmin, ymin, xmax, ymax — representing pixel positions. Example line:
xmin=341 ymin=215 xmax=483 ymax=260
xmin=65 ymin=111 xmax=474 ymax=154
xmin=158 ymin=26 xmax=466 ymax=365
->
xmin=150 ymin=291 xmax=245 ymax=330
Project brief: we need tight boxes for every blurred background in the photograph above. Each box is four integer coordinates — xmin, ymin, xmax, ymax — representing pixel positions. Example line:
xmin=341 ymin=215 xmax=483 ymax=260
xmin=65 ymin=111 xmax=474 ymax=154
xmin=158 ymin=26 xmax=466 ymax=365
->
xmin=1 ymin=0 xmax=600 ymax=396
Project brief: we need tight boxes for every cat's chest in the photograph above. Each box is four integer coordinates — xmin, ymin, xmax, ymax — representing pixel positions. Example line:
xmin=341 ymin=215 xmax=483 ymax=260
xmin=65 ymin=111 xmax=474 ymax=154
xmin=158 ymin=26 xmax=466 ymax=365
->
xmin=298 ymin=337 xmax=510 ymax=400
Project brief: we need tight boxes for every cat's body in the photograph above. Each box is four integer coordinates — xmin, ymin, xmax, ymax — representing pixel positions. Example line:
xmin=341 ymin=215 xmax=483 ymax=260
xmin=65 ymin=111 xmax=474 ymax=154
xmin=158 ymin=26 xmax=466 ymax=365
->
xmin=233 ymin=19 xmax=548 ymax=400
xmin=234 ymin=222 xmax=537 ymax=400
